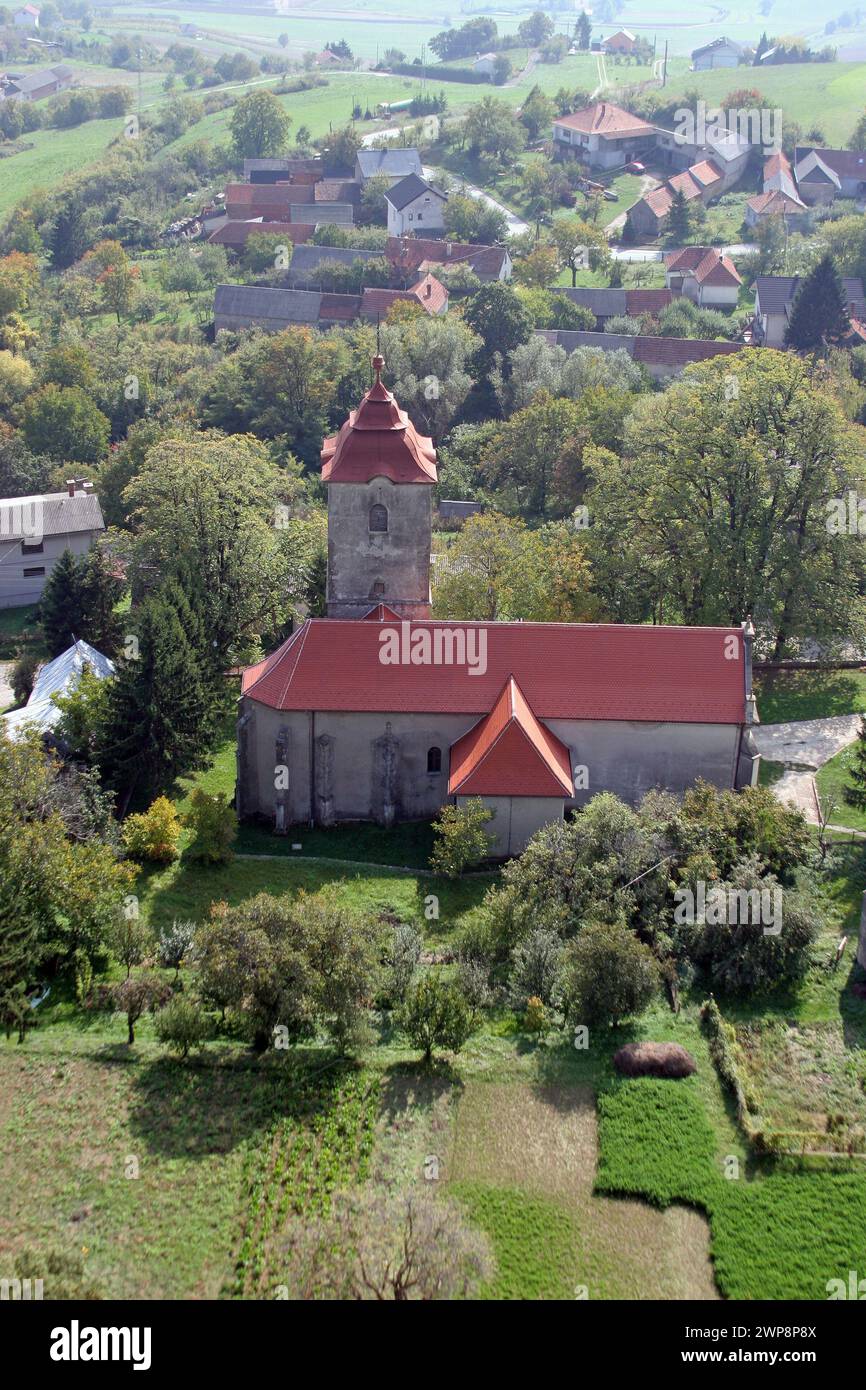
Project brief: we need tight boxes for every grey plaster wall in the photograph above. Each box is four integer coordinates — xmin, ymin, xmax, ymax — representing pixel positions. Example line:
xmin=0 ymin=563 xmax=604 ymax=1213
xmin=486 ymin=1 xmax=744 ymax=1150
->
xmin=327 ymin=476 xmax=432 ymax=619
xmin=237 ymin=702 xmax=746 ymax=831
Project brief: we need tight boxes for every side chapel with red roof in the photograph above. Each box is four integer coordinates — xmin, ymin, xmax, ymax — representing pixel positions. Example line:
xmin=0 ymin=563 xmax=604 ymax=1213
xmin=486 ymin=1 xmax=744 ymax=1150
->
xmin=237 ymin=359 xmax=760 ymax=855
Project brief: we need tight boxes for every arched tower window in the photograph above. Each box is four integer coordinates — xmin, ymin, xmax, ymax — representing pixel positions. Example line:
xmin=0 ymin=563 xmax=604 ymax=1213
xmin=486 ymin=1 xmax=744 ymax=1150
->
xmin=371 ymin=580 xmax=385 ymax=597
xmin=427 ymin=746 xmax=442 ymax=774
xmin=369 ymin=503 xmax=388 ymax=533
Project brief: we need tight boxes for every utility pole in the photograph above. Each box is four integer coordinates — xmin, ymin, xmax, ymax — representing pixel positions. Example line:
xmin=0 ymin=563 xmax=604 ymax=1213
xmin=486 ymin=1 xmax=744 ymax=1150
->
xmin=662 ymin=40 xmax=668 ymax=86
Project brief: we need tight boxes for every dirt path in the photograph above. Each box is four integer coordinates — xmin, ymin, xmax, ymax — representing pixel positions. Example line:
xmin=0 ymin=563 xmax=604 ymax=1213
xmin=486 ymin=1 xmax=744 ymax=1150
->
xmin=753 ymin=714 xmax=863 ymax=831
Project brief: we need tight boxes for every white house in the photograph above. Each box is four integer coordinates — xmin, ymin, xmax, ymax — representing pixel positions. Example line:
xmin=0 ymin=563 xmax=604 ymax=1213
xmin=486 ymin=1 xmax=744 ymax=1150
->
xmin=0 ymin=482 xmax=105 ymax=610
xmin=553 ymin=101 xmax=656 ymax=169
xmin=473 ymin=52 xmax=497 ymax=76
xmin=13 ymin=4 xmax=40 ymax=27
xmin=384 ymin=173 xmax=447 ymax=238
xmin=664 ymin=247 xmax=742 ymax=308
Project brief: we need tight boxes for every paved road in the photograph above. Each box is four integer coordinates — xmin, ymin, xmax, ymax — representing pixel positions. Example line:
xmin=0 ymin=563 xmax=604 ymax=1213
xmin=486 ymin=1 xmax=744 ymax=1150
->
xmin=423 ymin=163 xmax=529 ymax=236
xmin=753 ymin=714 xmax=862 ymax=829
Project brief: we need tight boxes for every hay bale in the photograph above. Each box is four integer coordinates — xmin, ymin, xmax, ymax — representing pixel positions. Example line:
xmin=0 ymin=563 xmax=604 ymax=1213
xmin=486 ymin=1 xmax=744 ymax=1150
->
xmin=614 ymin=1041 xmax=697 ymax=1079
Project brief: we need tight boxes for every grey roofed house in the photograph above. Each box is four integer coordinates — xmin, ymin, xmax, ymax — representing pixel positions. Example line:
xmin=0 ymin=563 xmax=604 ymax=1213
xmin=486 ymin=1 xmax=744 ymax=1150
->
xmin=294 ymin=201 xmax=354 ymax=226
xmin=214 ymin=284 xmax=322 ymax=332
xmin=355 ymin=147 xmax=422 ymax=184
xmin=552 ymin=287 xmax=628 ymax=319
xmin=384 ymin=173 xmax=447 ymax=212
xmin=285 ymin=243 xmax=383 ymax=287
xmin=0 ymin=487 xmax=103 ymax=539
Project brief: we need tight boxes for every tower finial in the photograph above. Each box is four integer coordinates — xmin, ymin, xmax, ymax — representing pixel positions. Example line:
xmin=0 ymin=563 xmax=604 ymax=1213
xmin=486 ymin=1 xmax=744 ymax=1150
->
xmin=372 ymin=352 xmax=384 ymax=384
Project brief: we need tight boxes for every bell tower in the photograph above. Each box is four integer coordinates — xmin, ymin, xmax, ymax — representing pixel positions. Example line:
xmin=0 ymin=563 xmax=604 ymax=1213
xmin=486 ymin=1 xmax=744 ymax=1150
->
xmin=321 ymin=355 xmax=437 ymax=620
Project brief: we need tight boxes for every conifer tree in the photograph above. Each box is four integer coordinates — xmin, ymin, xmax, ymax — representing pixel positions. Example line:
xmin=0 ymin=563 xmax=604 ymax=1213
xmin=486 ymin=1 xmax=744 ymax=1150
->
xmin=99 ymin=593 xmax=211 ymax=801
xmin=38 ymin=548 xmax=84 ymax=657
xmin=667 ymin=188 xmax=696 ymax=242
xmin=845 ymin=715 xmax=866 ymax=811
xmin=784 ymin=255 xmax=850 ymax=350
xmin=79 ymin=548 xmax=124 ymax=656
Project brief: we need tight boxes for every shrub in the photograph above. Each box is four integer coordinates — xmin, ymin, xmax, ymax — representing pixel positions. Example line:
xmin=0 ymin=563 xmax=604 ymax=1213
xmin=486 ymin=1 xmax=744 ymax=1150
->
xmin=157 ymin=919 xmax=196 ymax=979
xmin=108 ymin=914 xmax=153 ymax=978
xmin=561 ymin=918 xmax=660 ymax=1030
xmin=509 ymin=926 xmax=563 ymax=1010
xmin=383 ymin=921 xmax=422 ymax=1006
xmin=397 ymin=972 xmax=476 ymax=1062
xmin=154 ymin=994 xmax=209 ymax=1058
xmin=183 ymin=789 xmax=237 ymax=865
xmin=523 ymin=996 xmax=548 ymax=1032
xmin=429 ymin=797 xmax=495 ymax=878
xmin=10 ymin=650 xmax=40 ymax=706
xmin=98 ymin=973 xmax=172 ymax=1044
xmin=122 ymin=796 xmax=182 ymax=863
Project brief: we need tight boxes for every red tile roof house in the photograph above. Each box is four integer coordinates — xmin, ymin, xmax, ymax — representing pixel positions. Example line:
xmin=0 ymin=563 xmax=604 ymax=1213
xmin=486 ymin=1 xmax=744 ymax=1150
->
xmin=625 ymin=161 xmax=724 ymax=238
xmin=552 ymin=101 xmax=656 ymax=170
xmin=236 ymin=358 xmax=760 ymax=851
xmin=664 ymin=247 xmax=743 ymax=309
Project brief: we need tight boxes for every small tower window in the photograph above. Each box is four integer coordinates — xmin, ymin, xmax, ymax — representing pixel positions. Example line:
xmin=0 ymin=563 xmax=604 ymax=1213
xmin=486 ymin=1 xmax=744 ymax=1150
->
xmin=427 ymin=746 xmax=442 ymax=774
xmin=371 ymin=580 xmax=385 ymax=597
xmin=370 ymin=503 xmax=388 ymax=533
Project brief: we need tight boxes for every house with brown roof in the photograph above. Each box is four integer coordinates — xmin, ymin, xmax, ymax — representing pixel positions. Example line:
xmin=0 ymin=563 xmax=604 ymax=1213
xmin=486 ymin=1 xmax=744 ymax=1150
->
xmin=793 ymin=150 xmax=843 ymax=206
xmin=236 ymin=358 xmax=759 ymax=849
xmin=535 ymin=328 xmax=744 ymax=381
xmin=386 ymin=236 xmax=512 ymax=283
xmin=664 ymin=247 xmax=743 ymax=308
xmin=552 ymin=101 xmax=655 ymax=169
xmin=602 ymin=29 xmax=636 ymax=54
xmin=794 ymin=145 xmax=866 ymax=202
xmin=551 ymin=286 xmax=672 ymax=329
xmin=626 ymin=160 xmax=725 ymax=238
xmin=208 ymin=221 xmax=314 ymax=251
xmin=745 ymin=189 xmax=808 ymax=227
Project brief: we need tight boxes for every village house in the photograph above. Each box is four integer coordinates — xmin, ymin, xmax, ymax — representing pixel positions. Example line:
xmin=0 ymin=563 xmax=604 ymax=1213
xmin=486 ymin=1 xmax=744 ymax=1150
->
xmin=208 ymin=220 xmax=314 ymax=251
xmin=625 ymin=160 xmax=724 ymax=239
xmin=551 ymin=286 xmax=672 ymax=329
xmin=0 ymin=481 xmax=104 ymax=610
xmin=794 ymin=146 xmax=866 ymax=204
xmin=213 ymin=275 xmax=447 ymax=334
xmin=793 ymin=150 xmax=842 ymax=206
xmin=355 ymin=147 xmax=422 ymax=187
xmin=602 ymin=29 xmax=636 ymax=54
xmin=473 ymin=52 xmax=497 ymax=76
xmin=235 ymin=359 xmax=759 ymax=853
xmin=3 ymin=63 xmax=74 ymax=102
xmin=745 ymin=189 xmax=808 ymax=227
xmin=387 ymin=236 xmax=512 ymax=283
xmin=553 ymin=100 xmax=655 ymax=169
xmin=691 ymin=37 xmax=743 ymax=69
xmin=384 ymin=174 xmax=447 ymax=237
xmin=535 ymin=328 xmax=744 ymax=382
xmin=244 ymin=157 xmax=322 ymax=184
xmin=13 ymin=4 xmax=40 ymax=27
xmin=664 ymin=247 xmax=742 ymax=308
xmin=752 ymin=274 xmax=866 ymax=347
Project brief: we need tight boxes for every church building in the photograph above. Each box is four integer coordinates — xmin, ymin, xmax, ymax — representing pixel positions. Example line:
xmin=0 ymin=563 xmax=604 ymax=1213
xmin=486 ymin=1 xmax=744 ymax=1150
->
xmin=236 ymin=358 xmax=760 ymax=855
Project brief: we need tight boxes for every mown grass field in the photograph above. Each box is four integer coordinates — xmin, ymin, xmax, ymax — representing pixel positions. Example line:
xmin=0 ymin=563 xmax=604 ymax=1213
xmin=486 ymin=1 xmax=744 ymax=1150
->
xmin=816 ymin=743 xmax=866 ymax=832
xmin=755 ymin=669 xmax=866 ymax=725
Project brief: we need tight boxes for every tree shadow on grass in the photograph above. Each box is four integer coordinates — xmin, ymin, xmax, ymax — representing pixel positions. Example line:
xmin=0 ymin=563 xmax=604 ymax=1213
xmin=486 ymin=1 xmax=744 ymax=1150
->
xmin=122 ymin=1048 xmax=352 ymax=1162
xmin=755 ymin=670 xmax=866 ymax=724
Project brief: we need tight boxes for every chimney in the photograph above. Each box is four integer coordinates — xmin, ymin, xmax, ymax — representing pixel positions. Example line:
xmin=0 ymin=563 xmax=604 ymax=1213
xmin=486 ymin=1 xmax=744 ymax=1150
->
xmin=82 ymin=481 xmax=94 ymax=494
xmin=65 ymin=479 xmax=76 ymax=498
xmin=424 ymin=279 xmax=432 ymax=298
xmin=445 ymin=241 xmax=452 ymax=256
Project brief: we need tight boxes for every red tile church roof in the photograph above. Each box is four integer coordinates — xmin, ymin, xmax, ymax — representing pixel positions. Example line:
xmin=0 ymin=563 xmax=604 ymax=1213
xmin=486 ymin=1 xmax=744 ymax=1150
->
xmin=242 ymin=618 xmax=748 ymax=725
xmin=449 ymin=676 xmax=574 ymax=797
xmin=321 ymin=356 xmax=438 ymax=484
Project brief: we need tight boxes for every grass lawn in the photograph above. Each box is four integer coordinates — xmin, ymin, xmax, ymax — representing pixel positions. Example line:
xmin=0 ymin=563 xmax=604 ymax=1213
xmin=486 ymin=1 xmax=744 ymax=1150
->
xmin=595 ymin=1078 xmax=866 ymax=1300
xmin=816 ymin=742 xmax=866 ymax=831
xmin=0 ymin=118 xmax=125 ymax=223
xmin=0 ymin=603 xmax=43 ymax=661
xmin=755 ymin=668 xmax=866 ymax=724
